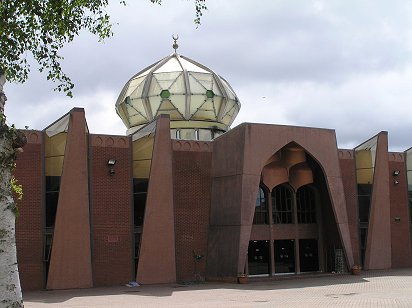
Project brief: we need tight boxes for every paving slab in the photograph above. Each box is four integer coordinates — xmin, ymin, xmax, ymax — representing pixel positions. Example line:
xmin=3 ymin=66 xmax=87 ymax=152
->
xmin=23 ymin=268 xmax=412 ymax=307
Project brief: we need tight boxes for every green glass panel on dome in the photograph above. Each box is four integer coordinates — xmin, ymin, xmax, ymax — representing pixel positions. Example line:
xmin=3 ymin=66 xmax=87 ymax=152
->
xmin=206 ymin=90 xmax=215 ymax=98
xmin=160 ymin=90 xmax=171 ymax=99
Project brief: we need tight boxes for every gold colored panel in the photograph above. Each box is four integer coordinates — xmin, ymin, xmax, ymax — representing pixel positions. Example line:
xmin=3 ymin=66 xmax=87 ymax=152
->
xmin=45 ymin=156 xmax=65 ymax=176
xmin=355 ymin=149 xmax=373 ymax=169
xmin=356 ymin=168 xmax=374 ymax=184
xmin=45 ymin=133 xmax=67 ymax=176
xmin=45 ymin=133 xmax=67 ymax=157
xmin=133 ymin=160 xmax=152 ymax=178
xmin=133 ymin=136 xmax=154 ymax=161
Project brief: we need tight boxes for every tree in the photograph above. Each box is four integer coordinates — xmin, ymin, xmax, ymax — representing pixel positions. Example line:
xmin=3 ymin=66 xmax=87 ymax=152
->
xmin=0 ymin=1 xmax=206 ymax=306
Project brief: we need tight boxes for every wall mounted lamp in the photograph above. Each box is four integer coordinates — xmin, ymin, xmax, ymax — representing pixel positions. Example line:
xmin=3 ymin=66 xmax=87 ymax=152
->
xmin=394 ymin=180 xmax=399 ymax=185
xmin=393 ymin=170 xmax=400 ymax=176
xmin=107 ymin=159 xmax=117 ymax=175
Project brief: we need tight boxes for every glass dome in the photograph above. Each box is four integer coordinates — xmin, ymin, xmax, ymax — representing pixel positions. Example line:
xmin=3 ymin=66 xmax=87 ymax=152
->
xmin=115 ymin=51 xmax=241 ymax=139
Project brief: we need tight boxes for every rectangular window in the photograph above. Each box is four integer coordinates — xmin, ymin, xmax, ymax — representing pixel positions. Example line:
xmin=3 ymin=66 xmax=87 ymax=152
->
xmin=133 ymin=179 xmax=148 ymax=227
xmin=45 ymin=176 xmax=60 ymax=228
xmin=358 ymin=184 xmax=372 ymax=223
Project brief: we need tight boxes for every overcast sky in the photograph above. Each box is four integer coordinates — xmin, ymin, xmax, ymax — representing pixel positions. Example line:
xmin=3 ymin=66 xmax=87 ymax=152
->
xmin=4 ymin=0 xmax=412 ymax=151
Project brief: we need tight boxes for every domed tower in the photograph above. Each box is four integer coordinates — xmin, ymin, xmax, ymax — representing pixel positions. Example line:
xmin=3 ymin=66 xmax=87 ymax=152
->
xmin=115 ymin=39 xmax=240 ymax=140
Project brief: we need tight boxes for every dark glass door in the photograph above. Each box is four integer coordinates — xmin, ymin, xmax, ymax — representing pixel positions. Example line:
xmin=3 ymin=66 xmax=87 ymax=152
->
xmin=248 ymin=240 xmax=270 ymax=275
xmin=274 ymin=240 xmax=295 ymax=273
xmin=299 ymin=239 xmax=319 ymax=272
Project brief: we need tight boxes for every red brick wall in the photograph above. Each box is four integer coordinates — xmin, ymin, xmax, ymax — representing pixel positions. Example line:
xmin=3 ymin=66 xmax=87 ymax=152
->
xmin=338 ymin=150 xmax=361 ymax=265
xmin=15 ymin=132 xmax=44 ymax=290
xmin=89 ymin=136 xmax=133 ymax=286
xmin=173 ymin=144 xmax=212 ymax=282
xmin=389 ymin=158 xmax=412 ymax=267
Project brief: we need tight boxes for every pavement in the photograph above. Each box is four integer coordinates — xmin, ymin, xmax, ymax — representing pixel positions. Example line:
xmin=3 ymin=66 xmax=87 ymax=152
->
xmin=23 ymin=268 xmax=412 ymax=307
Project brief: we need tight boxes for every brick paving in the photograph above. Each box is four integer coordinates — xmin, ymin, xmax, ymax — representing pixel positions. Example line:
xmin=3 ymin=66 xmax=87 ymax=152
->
xmin=23 ymin=268 xmax=412 ymax=307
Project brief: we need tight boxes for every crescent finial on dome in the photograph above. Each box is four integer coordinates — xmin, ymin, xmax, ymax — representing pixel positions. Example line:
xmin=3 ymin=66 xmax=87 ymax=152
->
xmin=172 ymin=34 xmax=179 ymax=53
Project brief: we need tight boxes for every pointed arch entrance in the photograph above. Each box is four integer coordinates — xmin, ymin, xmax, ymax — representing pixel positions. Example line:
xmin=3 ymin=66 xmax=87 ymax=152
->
xmin=248 ymin=142 xmax=344 ymax=276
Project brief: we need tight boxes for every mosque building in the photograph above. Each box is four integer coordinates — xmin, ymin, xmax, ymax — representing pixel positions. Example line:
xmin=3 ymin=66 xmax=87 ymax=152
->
xmin=14 ymin=41 xmax=412 ymax=290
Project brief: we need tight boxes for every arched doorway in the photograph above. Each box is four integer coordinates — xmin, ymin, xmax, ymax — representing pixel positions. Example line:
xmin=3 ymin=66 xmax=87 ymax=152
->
xmin=248 ymin=143 xmax=341 ymax=276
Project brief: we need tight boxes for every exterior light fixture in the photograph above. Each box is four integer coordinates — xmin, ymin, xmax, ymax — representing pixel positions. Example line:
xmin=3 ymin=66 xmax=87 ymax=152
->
xmin=393 ymin=170 xmax=400 ymax=176
xmin=107 ymin=159 xmax=116 ymax=175
xmin=394 ymin=180 xmax=399 ymax=185
xmin=107 ymin=159 xmax=116 ymax=166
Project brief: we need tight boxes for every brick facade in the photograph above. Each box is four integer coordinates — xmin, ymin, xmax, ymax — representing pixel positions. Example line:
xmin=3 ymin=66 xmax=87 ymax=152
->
xmin=173 ymin=141 xmax=212 ymax=282
xmin=12 ymin=111 xmax=412 ymax=290
xmin=389 ymin=156 xmax=412 ymax=267
xmin=90 ymin=135 xmax=133 ymax=286
xmin=15 ymin=132 xmax=44 ymax=290
xmin=338 ymin=150 xmax=361 ymax=265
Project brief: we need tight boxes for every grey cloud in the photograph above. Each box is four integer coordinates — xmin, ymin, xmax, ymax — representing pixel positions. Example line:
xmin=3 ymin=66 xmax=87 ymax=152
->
xmin=4 ymin=0 xmax=412 ymax=151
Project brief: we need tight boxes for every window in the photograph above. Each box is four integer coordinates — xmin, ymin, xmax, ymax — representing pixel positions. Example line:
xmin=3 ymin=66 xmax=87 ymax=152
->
xmin=296 ymin=186 xmax=316 ymax=224
xmin=45 ymin=176 xmax=60 ymax=228
xmin=358 ymin=184 xmax=372 ymax=223
xmin=253 ymin=186 xmax=268 ymax=224
xmin=133 ymin=179 xmax=148 ymax=227
xmin=272 ymin=185 xmax=293 ymax=224
xmin=133 ymin=179 xmax=147 ymax=276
